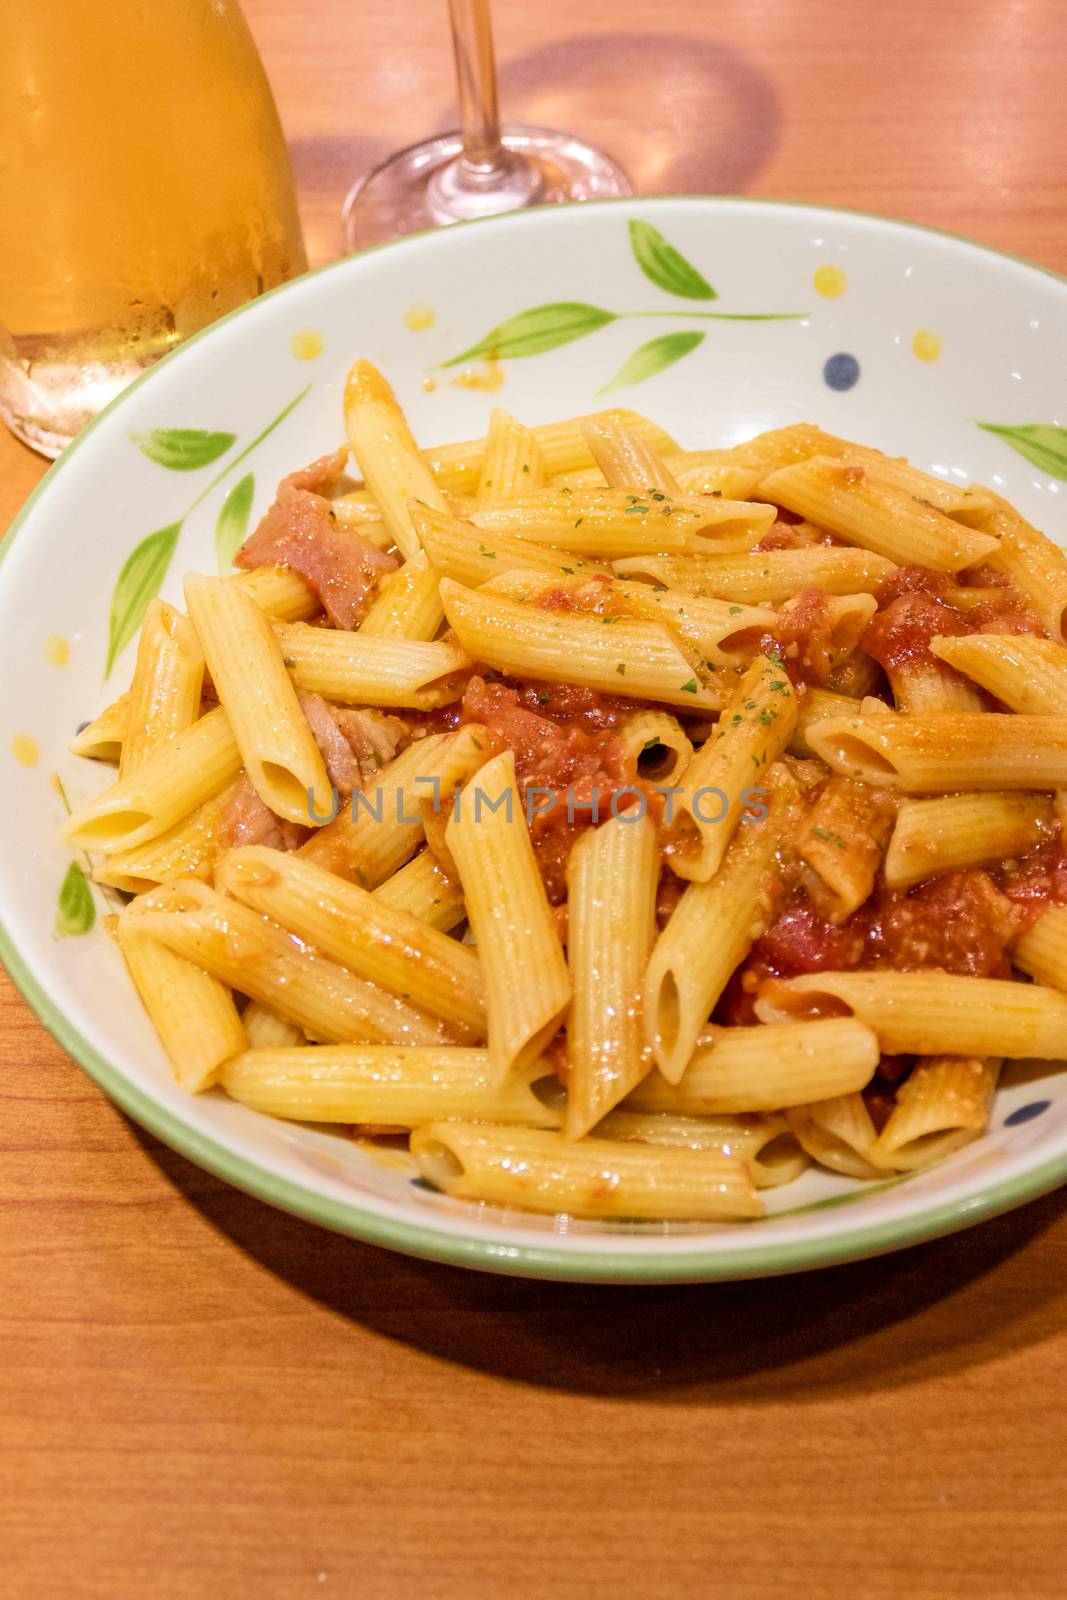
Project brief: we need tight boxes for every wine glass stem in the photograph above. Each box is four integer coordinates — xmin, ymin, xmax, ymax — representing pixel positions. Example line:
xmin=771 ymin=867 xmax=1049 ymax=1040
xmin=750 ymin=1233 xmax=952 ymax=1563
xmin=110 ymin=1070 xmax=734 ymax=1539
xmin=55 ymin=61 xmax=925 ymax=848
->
xmin=447 ymin=0 xmax=506 ymax=175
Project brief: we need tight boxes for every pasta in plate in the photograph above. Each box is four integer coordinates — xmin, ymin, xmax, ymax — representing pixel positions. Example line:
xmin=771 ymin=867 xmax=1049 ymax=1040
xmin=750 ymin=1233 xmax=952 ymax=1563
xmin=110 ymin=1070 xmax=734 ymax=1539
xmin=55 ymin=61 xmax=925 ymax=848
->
xmin=61 ymin=372 xmax=1067 ymax=1223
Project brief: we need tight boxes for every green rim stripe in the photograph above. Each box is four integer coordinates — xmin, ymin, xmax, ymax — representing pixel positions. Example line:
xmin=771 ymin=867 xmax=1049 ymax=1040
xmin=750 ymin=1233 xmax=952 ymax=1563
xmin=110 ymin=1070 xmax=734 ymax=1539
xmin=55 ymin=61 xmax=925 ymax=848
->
xmin=4 ymin=196 xmax=1067 ymax=1282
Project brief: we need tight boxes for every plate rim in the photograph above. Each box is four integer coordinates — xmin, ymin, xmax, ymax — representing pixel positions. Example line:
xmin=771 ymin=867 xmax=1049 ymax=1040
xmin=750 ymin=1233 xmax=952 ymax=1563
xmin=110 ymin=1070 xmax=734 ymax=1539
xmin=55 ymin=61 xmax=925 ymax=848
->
xmin=5 ymin=193 xmax=1067 ymax=1282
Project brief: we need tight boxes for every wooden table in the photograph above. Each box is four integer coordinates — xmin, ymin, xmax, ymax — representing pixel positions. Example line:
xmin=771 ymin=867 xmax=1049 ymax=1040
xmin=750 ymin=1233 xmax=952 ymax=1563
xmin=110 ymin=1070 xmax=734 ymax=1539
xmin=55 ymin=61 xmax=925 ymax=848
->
xmin=4 ymin=2 xmax=1067 ymax=1594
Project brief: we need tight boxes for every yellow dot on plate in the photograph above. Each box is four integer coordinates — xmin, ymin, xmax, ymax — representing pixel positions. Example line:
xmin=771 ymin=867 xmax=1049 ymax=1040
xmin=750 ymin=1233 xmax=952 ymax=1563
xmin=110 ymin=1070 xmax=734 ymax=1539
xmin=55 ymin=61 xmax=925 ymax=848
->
xmin=422 ymin=375 xmax=437 ymax=393
xmin=290 ymin=329 xmax=324 ymax=361
xmin=404 ymin=304 xmax=436 ymax=332
xmin=12 ymin=734 xmax=39 ymax=768
xmin=814 ymin=265 xmax=848 ymax=298
xmin=44 ymin=635 xmax=69 ymax=667
xmin=912 ymin=329 xmax=942 ymax=362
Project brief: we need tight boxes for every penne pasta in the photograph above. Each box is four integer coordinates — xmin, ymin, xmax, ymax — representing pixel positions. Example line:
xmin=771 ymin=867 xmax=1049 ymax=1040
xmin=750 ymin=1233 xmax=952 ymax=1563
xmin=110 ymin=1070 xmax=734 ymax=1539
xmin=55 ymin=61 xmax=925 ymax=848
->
xmin=644 ymin=774 xmax=792 ymax=1082
xmin=411 ymin=500 xmax=608 ymax=587
xmin=116 ymin=919 xmax=247 ymax=1093
xmin=411 ymin=1122 xmax=763 ymax=1219
xmin=371 ymin=848 xmax=467 ymax=932
xmin=797 ymin=776 xmax=895 ymax=921
xmin=612 ymin=546 xmax=897 ymax=604
xmin=615 ymin=710 xmax=694 ymax=784
xmin=787 ymin=688 xmax=862 ymax=756
xmin=241 ymin=1001 xmax=306 ymax=1051
xmin=273 ymin=620 xmax=468 ymax=709
xmin=92 ymin=777 xmax=241 ymax=893
xmin=215 ymin=846 xmax=485 ymax=1033
xmin=756 ymin=970 xmax=1067 ymax=1058
xmin=70 ymin=693 xmax=128 ymax=762
xmin=884 ymin=791 xmax=1053 ymax=890
xmin=64 ymin=378 xmax=1067 ymax=1219
xmin=185 ymin=575 xmax=332 ymax=826
xmin=356 ymin=564 xmax=445 ymax=641
xmin=868 ymin=1057 xmax=1001 ymax=1172
xmin=885 ymin=657 xmax=986 ymax=714
xmin=470 ymin=489 xmax=771 ymax=557
xmin=663 ymin=655 xmax=797 ymax=882
xmin=980 ymin=494 xmax=1067 ymax=642
xmin=565 ymin=812 xmax=659 ymax=1139
xmin=808 ymin=710 xmax=1067 ymax=791
xmin=626 ymin=1018 xmax=881 ymax=1113
xmin=840 ymin=456 xmax=993 ymax=527
xmin=758 ymin=456 xmax=998 ymax=571
xmin=222 ymin=1046 xmax=561 ymax=1128
xmin=439 ymin=577 xmax=720 ymax=710
xmin=422 ymin=408 xmax=677 ymax=493
xmin=580 ymin=415 xmax=683 ymax=494
xmin=119 ymin=600 xmax=204 ymax=778
xmin=930 ymin=633 xmax=1067 ymax=714
xmin=786 ymin=1095 xmax=881 ymax=1179
xmin=592 ymin=1110 xmax=810 ymax=1188
xmin=229 ymin=564 xmax=320 ymax=622
xmin=63 ymin=704 xmax=242 ymax=854
xmin=1013 ymin=905 xmax=1067 ymax=993
xmin=299 ymin=725 xmax=491 ymax=888
xmin=343 ymin=358 xmax=450 ymax=563
xmin=478 ymin=568 xmax=777 ymax=669
xmin=124 ymin=880 xmax=457 ymax=1047
xmin=445 ymin=750 xmax=571 ymax=1074
xmin=475 ymin=408 xmax=545 ymax=505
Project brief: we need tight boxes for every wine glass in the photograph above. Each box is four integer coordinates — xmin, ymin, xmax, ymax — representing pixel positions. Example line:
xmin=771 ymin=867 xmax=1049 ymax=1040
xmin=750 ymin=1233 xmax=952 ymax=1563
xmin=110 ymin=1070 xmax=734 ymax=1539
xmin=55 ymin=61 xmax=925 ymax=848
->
xmin=342 ymin=0 xmax=631 ymax=252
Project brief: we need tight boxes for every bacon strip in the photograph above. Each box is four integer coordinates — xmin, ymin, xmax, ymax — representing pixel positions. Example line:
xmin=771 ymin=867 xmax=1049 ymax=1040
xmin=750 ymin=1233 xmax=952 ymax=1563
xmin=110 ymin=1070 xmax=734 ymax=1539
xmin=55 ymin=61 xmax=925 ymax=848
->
xmin=218 ymin=775 xmax=308 ymax=852
xmin=236 ymin=449 xmax=397 ymax=629
xmin=298 ymin=692 xmax=408 ymax=796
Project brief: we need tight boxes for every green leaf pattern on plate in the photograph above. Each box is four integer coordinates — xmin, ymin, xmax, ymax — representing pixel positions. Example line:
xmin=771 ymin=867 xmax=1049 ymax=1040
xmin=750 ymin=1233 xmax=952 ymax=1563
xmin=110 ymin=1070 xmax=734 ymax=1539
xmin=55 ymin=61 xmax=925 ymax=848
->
xmin=444 ymin=302 xmax=618 ymax=365
xmin=105 ymin=521 xmax=183 ymax=677
xmin=104 ymin=386 xmax=310 ymax=678
xmin=215 ymin=473 xmax=255 ymax=572
xmin=130 ymin=428 xmax=237 ymax=471
xmin=444 ymin=218 xmax=805 ymax=389
xmin=598 ymin=330 xmax=706 ymax=395
xmin=977 ymin=422 xmax=1067 ymax=482
xmin=628 ymin=219 xmax=717 ymax=301
xmin=55 ymin=861 xmax=95 ymax=939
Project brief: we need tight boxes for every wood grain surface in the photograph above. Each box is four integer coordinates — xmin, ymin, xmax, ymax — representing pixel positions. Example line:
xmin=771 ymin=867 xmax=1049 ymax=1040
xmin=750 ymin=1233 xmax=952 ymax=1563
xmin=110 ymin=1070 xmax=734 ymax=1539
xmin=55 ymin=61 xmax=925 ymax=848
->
xmin=3 ymin=2 xmax=1067 ymax=1595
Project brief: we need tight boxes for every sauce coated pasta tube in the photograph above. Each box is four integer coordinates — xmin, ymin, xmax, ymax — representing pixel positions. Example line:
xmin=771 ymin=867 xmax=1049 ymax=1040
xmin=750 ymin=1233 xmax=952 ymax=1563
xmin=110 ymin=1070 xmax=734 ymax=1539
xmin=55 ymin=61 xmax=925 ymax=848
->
xmin=663 ymin=654 xmax=797 ymax=882
xmin=627 ymin=1018 xmax=880 ymax=1114
xmin=446 ymin=750 xmax=571 ymax=1075
xmin=565 ymin=812 xmax=659 ymax=1139
xmin=184 ymin=575 xmax=333 ymax=826
xmin=756 ymin=970 xmax=1067 ymax=1059
xmin=411 ymin=1123 xmax=763 ymax=1220
xmin=222 ymin=1046 xmax=562 ymax=1129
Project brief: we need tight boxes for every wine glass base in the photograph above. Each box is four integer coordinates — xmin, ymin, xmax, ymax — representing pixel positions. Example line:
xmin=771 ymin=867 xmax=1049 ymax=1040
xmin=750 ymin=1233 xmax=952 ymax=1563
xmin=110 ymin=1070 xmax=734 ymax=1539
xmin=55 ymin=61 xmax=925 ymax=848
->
xmin=342 ymin=125 xmax=631 ymax=253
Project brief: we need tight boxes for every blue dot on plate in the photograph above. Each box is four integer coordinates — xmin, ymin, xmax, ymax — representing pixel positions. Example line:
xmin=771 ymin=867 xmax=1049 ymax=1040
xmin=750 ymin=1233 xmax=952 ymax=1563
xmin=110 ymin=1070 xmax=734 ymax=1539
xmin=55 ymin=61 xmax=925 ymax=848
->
xmin=1004 ymin=1100 xmax=1051 ymax=1127
xmin=823 ymin=352 xmax=860 ymax=391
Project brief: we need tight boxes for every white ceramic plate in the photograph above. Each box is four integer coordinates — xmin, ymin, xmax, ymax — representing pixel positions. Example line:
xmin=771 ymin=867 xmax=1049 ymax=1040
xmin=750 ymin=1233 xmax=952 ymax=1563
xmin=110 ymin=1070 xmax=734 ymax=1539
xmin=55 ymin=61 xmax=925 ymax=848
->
xmin=4 ymin=197 xmax=1067 ymax=1282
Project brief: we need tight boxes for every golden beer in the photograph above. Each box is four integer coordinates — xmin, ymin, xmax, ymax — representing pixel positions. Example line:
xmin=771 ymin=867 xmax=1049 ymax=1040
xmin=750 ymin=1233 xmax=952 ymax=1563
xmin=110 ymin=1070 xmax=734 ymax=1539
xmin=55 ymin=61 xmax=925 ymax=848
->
xmin=0 ymin=1 xmax=307 ymax=455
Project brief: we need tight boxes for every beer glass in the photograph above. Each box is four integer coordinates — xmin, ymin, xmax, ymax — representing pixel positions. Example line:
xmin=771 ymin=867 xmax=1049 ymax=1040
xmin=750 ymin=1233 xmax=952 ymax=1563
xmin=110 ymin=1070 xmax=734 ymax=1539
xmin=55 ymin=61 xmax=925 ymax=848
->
xmin=0 ymin=1 xmax=308 ymax=457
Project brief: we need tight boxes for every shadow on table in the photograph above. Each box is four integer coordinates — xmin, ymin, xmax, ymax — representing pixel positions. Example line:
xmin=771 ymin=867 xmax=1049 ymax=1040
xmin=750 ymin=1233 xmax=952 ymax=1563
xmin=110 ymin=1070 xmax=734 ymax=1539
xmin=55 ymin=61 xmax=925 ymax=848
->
xmin=287 ymin=30 xmax=781 ymax=239
xmin=132 ymin=1120 xmax=1067 ymax=1405
xmin=496 ymin=32 xmax=781 ymax=197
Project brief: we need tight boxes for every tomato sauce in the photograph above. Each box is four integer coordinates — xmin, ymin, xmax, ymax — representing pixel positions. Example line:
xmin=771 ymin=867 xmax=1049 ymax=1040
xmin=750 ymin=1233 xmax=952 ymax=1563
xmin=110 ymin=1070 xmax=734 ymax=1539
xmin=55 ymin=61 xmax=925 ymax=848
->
xmin=862 ymin=590 xmax=970 ymax=674
xmin=995 ymin=834 xmax=1067 ymax=929
xmin=459 ymin=675 xmax=655 ymax=902
xmin=868 ymin=563 xmax=1045 ymax=662
xmin=741 ymin=587 xmax=837 ymax=690
xmin=719 ymin=865 xmax=1038 ymax=1025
